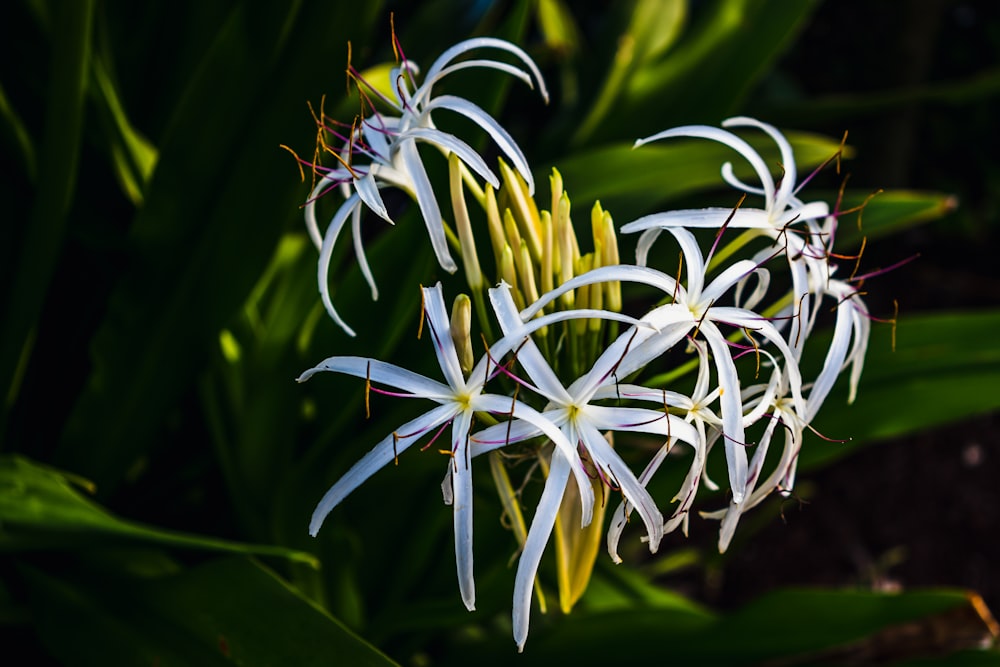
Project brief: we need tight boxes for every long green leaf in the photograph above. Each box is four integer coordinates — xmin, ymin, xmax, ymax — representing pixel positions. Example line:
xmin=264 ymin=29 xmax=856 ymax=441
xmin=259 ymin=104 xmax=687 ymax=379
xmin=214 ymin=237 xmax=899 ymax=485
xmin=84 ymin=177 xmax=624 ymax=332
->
xmin=55 ymin=2 xmax=383 ymax=490
xmin=22 ymin=557 xmax=398 ymax=666
xmin=0 ymin=454 xmax=317 ymax=566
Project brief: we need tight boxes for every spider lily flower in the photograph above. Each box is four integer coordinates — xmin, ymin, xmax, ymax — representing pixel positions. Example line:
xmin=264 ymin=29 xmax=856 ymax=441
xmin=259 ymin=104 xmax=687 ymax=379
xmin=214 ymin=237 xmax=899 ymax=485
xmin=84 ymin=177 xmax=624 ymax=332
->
xmin=304 ymin=38 xmax=548 ymax=335
xmin=604 ymin=339 xmax=722 ymax=560
xmin=300 ymin=283 xmax=641 ymax=611
xmin=520 ymin=227 xmax=808 ymax=504
xmin=622 ymin=117 xmax=836 ymax=354
xmin=468 ymin=283 xmax=700 ymax=651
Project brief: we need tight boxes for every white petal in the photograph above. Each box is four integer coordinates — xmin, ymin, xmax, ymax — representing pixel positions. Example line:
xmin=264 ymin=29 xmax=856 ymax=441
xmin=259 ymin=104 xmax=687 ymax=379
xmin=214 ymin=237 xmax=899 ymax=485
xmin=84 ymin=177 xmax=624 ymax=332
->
xmin=620 ymin=207 xmax=771 ymax=232
xmin=297 ymin=355 xmax=452 ymax=401
xmin=635 ymin=124 xmax=775 ymax=207
xmin=699 ymin=259 xmax=762 ymax=306
xmin=350 ymin=203 xmax=379 ymax=301
xmin=580 ymin=422 xmax=663 ymax=551
xmin=308 ymin=403 xmax=459 ymax=535
xmin=421 ymin=37 xmax=548 ymax=107
xmin=317 ymin=193 xmax=363 ymax=336
xmin=512 ymin=447 xmax=570 ymax=652
xmin=699 ymin=321 xmax=747 ymax=502
xmin=395 ymin=139 xmax=458 ymax=273
xmin=473 ymin=394 xmax=595 ymax=527
xmin=723 ymin=117 xmax=795 ymax=211
xmin=451 ymin=411 xmax=476 ymax=610
xmin=520 ymin=265 xmax=681 ymax=320
xmin=421 ymin=283 xmax=468 ymax=391
xmin=423 ymin=95 xmax=534 ymax=193
xmin=354 ymin=172 xmax=393 ymax=223
xmin=405 ymin=127 xmax=499 ymax=188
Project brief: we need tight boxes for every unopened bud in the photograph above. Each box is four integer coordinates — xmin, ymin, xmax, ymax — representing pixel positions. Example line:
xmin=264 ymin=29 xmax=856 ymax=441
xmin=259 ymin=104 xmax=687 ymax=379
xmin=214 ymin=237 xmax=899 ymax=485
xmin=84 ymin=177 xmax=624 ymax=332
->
xmin=450 ymin=294 xmax=474 ymax=376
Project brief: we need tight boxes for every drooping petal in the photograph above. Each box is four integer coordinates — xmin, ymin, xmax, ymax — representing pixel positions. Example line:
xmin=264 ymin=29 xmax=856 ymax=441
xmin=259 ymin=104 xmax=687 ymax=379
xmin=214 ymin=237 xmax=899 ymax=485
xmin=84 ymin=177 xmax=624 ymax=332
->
xmin=699 ymin=320 xmax=748 ymax=502
xmin=635 ymin=125 xmax=776 ymax=207
xmin=450 ymin=410 xmax=476 ymax=611
xmin=422 ymin=95 xmax=535 ymax=193
xmin=395 ymin=138 xmax=457 ymax=273
xmin=309 ymin=403 xmax=460 ymax=535
xmin=472 ymin=394 xmax=595 ymax=528
xmin=350 ymin=202 xmax=379 ymax=301
xmin=513 ymin=447 xmax=571 ymax=652
xmin=354 ymin=171 xmax=394 ymax=224
xmin=420 ymin=37 xmax=549 ymax=108
xmin=405 ymin=127 xmax=500 ymax=188
xmin=723 ymin=117 xmax=795 ymax=211
xmin=579 ymin=421 xmax=663 ymax=551
xmin=317 ymin=193 xmax=364 ymax=336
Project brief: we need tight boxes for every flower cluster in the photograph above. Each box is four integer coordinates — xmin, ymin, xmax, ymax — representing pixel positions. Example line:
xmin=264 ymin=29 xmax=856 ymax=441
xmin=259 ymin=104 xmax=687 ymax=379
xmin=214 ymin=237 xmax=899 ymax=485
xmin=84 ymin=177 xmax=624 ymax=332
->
xmin=293 ymin=37 xmax=874 ymax=651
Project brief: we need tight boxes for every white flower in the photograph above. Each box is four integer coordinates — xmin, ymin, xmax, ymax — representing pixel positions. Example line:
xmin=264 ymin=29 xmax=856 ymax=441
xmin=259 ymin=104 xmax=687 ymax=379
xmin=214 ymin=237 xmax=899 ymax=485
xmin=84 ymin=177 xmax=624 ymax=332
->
xmin=301 ymin=282 xmax=639 ymax=611
xmin=622 ymin=117 xmax=836 ymax=355
xmin=304 ymin=38 xmax=548 ymax=336
xmin=468 ymin=283 xmax=701 ymax=651
xmin=521 ymin=227 xmax=807 ymax=504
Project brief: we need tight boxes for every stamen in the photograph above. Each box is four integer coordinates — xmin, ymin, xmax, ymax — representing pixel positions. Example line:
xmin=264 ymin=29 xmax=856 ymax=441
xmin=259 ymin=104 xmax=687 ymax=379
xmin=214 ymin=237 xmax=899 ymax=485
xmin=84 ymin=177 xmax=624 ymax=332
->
xmin=418 ymin=286 xmax=427 ymax=340
xmin=672 ymin=251 xmax=683 ymax=304
xmin=742 ymin=326 xmax=761 ymax=379
xmin=365 ymin=361 xmax=372 ymax=419
xmin=279 ymin=144 xmax=306 ymax=182
xmin=707 ymin=193 xmax=747 ymax=266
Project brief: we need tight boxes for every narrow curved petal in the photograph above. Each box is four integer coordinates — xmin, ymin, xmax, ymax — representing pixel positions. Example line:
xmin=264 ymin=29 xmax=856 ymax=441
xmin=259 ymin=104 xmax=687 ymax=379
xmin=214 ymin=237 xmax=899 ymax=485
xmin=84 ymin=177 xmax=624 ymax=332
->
xmin=309 ymin=403 xmax=460 ymax=535
xmin=396 ymin=138 xmax=457 ymax=273
xmin=488 ymin=282 xmax=574 ymax=403
xmin=451 ymin=411 xmax=476 ymax=610
xmin=473 ymin=394 xmax=595 ymax=528
xmin=297 ymin=355 xmax=452 ymax=401
xmin=513 ymin=448 xmax=571 ymax=652
xmin=520 ymin=265 xmax=681 ymax=320
xmin=709 ymin=306 xmax=807 ymax=420
xmin=421 ymin=37 xmax=549 ymax=107
xmin=423 ymin=95 xmax=534 ymax=192
xmin=354 ymin=171 xmax=393 ymax=224
xmin=317 ymin=193 xmax=363 ymax=336
xmin=699 ymin=320 xmax=747 ymax=502
xmin=579 ymin=422 xmax=663 ymax=551
xmin=635 ymin=125 xmax=775 ymax=206
xmin=723 ymin=117 xmax=795 ymax=210
xmin=351 ymin=203 xmax=379 ymax=301
xmin=699 ymin=259 xmax=762 ymax=306
xmin=421 ymin=283 xmax=467 ymax=391
xmin=621 ymin=207 xmax=771 ymax=232
xmin=405 ymin=127 xmax=500 ymax=188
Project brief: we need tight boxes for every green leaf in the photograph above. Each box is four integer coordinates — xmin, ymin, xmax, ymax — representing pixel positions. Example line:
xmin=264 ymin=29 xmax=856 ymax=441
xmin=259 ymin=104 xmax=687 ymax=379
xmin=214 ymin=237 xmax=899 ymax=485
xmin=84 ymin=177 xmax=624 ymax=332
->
xmin=0 ymin=454 xmax=317 ymax=567
xmin=575 ymin=0 xmax=817 ymax=145
xmin=836 ymin=190 xmax=959 ymax=249
xmin=89 ymin=54 xmax=158 ymax=205
xmin=0 ymin=79 xmax=36 ymax=180
xmin=22 ymin=556 xmax=398 ymax=667
xmin=54 ymin=2 xmax=384 ymax=490
xmin=444 ymin=587 xmax=990 ymax=665
xmin=1 ymin=0 xmax=94 ymax=423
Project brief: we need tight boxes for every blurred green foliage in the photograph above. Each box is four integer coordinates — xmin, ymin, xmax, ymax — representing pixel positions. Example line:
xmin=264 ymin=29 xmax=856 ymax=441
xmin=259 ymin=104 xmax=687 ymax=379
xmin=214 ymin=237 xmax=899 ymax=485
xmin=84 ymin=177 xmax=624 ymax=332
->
xmin=1 ymin=0 xmax=998 ymax=664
